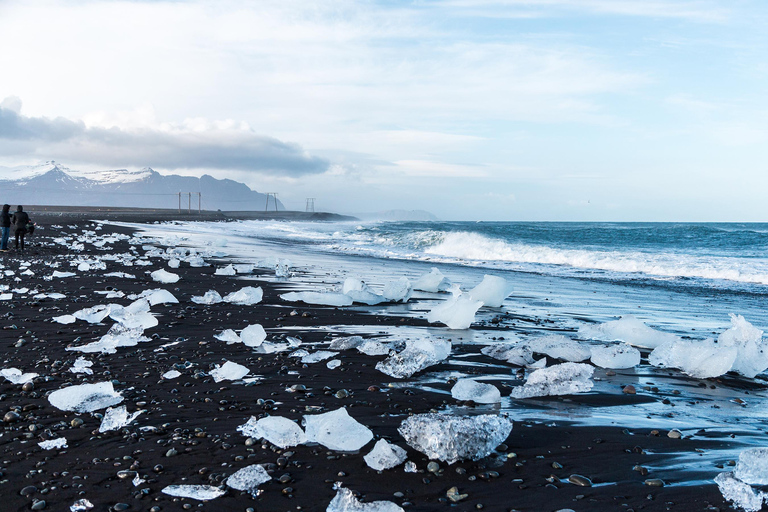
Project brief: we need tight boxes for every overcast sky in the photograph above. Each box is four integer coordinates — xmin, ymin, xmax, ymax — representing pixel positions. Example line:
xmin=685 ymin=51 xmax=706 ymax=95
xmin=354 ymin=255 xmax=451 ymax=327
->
xmin=1 ymin=0 xmax=766 ymax=220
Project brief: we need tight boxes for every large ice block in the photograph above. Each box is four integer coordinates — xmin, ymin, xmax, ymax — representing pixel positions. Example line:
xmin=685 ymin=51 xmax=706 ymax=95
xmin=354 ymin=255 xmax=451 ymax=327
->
xmin=210 ymin=361 xmax=250 ymax=382
xmin=511 ymin=362 xmax=594 ymax=399
xmin=375 ymin=339 xmax=451 ymax=378
xmin=468 ymin=275 xmax=512 ymax=307
xmin=649 ymin=339 xmax=738 ymax=379
xmin=304 ymin=407 xmax=373 ymax=452
xmin=48 ymin=381 xmax=123 ymax=412
xmin=238 ymin=415 xmax=307 ymax=448
xmin=161 ymin=485 xmax=226 ymax=500
xmin=450 ymin=379 xmax=501 ymax=404
xmin=226 ymin=464 xmax=271 ymax=494
xmin=382 ymin=277 xmax=412 ymax=303
xmin=280 ymin=291 xmax=353 ymax=307
xmin=578 ymin=315 xmax=680 ymax=349
xmin=223 ymin=286 xmax=263 ymax=305
xmin=426 ymin=294 xmax=483 ymax=329
xmin=240 ymin=324 xmax=267 ymax=347
xmin=364 ymin=439 xmax=408 ymax=471
xmin=99 ymin=405 xmax=144 ymax=432
xmin=733 ymin=447 xmax=768 ymax=485
xmin=714 ymin=472 xmax=766 ymax=512
xmin=412 ymin=268 xmax=451 ymax=293
xmin=327 ymin=486 xmax=404 ymax=512
xmin=590 ymin=343 xmax=641 ymax=369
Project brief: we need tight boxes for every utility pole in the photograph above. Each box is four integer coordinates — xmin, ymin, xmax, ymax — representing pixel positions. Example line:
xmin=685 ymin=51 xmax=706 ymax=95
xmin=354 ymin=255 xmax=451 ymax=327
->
xmin=188 ymin=192 xmax=191 ymax=213
xmin=305 ymin=198 xmax=315 ymax=212
xmin=178 ymin=192 xmax=181 ymax=213
xmin=264 ymin=193 xmax=278 ymax=212
xmin=198 ymin=192 xmax=201 ymax=213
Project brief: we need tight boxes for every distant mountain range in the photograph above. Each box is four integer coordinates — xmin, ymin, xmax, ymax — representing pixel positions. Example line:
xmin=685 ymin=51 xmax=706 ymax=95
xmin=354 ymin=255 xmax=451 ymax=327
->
xmin=0 ymin=162 xmax=284 ymax=211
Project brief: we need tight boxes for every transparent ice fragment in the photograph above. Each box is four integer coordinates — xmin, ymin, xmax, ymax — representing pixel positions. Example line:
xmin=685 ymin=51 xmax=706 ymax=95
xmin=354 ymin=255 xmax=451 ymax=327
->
xmin=151 ymin=269 xmax=180 ymax=284
xmin=70 ymin=498 xmax=94 ymax=511
xmin=718 ymin=314 xmax=768 ymax=378
xmin=404 ymin=461 xmax=417 ymax=473
xmin=162 ymin=370 xmax=181 ymax=379
xmin=275 ymin=259 xmax=291 ymax=278
xmin=214 ymin=329 xmax=241 ymax=343
xmin=99 ymin=405 xmax=144 ymax=432
xmin=38 ymin=437 xmax=68 ymax=450
xmin=427 ymin=294 xmax=483 ymax=329
xmin=714 ymin=472 xmax=767 ymax=512
xmin=1 ymin=368 xmax=38 ymax=384
xmin=53 ymin=314 xmax=77 ymax=324
xmin=141 ymin=289 xmax=179 ymax=306
xmin=215 ymin=264 xmax=237 ymax=276
xmin=280 ymin=291 xmax=353 ymax=307
xmin=300 ymin=351 xmax=339 ymax=364
xmin=48 ymin=381 xmax=123 ymax=412
xmin=73 ymin=304 xmax=114 ymax=324
xmin=327 ymin=486 xmax=404 ymax=512
xmin=511 ymin=362 xmax=594 ymax=399
xmin=238 ymin=415 xmax=307 ymax=448
xmin=210 ymin=361 xmax=250 ymax=382
xmin=590 ymin=343 xmax=641 ymax=369
xmin=481 ymin=342 xmax=534 ymax=367
xmin=364 ymin=439 xmax=408 ymax=470
xmin=240 ymin=324 xmax=267 ymax=347
xmin=68 ymin=324 xmax=150 ymax=354
xmin=192 ymin=290 xmax=223 ymax=305
xmin=357 ymin=340 xmax=390 ymax=356
xmin=578 ymin=315 xmax=680 ymax=349
xmin=168 ymin=258 xmax=180 ymax=268
xmin=234 ymin=263 xmax=254 ymax=274
xmin=327 ymin=360 xmax=341 ymax=369
xmin=376 ymin=339 xmax=451 ymax=378
xmin=226 ymin=464 xmax=271 ymax=494
xmin=451 ymin=379 xmax=501 ymax=404
xmin=161 ymin=485 xmax=226 ymax=501
xmin=329 ymin=336 xmax=364 ymax=350
xmin=398 ymin=413 xmax=513 ymax=465
xmin=69 ymin=357 xmax=93 ymax=375
xmin=649 ymin=339 xmax=737 ymax=379
xmin=342 ymin=278 xmax=386 ymax=305
xmin=733 ymin=447 xmax=768 ymax=485
xmin=223 ymin=286 xmax=263 ymax=305
xmin=382 ymin=277 xmax=412 ymax=303
xmin=53 ymin=271 xmax=76 ymax=278
xmin=467 ymin=275 xmax=512 ymax=308
xmin=412 ymin=268 xmax=451 ymax=293
xmin=524 ymin=334 xmax=592 ymax=362
xmin=304 ymin=407 xmax=373 ymax=452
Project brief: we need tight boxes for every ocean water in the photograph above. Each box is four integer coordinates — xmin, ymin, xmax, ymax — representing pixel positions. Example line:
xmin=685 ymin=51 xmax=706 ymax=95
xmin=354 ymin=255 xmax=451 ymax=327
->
xmin=127 ymin=219 xmax=768 ymax=484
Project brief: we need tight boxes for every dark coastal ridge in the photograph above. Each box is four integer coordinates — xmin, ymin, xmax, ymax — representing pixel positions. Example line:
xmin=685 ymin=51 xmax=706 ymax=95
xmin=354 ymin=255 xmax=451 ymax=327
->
xmin=0 ymin=213 xmax=737 ymax=512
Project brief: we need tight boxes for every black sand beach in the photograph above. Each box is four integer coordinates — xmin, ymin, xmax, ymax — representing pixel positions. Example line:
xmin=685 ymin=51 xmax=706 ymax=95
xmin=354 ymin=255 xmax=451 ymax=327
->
xmin=0 ymin=213 xmax=734 ymax=512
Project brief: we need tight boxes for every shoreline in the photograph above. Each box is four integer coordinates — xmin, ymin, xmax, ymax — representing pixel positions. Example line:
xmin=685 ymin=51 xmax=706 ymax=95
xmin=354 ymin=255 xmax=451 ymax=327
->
xmin=0 ymin=216 xmax=733 ymax=511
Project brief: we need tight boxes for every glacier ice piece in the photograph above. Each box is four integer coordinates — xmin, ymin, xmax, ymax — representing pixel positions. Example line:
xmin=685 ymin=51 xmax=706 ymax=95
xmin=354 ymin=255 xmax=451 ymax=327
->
xmin=73 ymin=304 xmax=114 ymax=324
xmin=451 ymin=379 xmax=501 ymax=404
xmin=240 ymin=324 xmax=267 ymax=347
xmin=327 ymin=359 xmax=341 ymax=369
xmin=511 ymin=362 xmax=594 ymax=399
xmin=376 ymin=339 xmax=451 ymax=378
xmin=578 ymin=315 xmax=680 ymax=349
xmin=109 ymin=303 xmax=157 ymax=329
xmin=142 ymin=289 xmax=179 ymax=306
xmin=590 ymin=343 xmax=641 ymax=369
xmin=300 ymin=351 xmax=339 ymax=364
xmin=70 ymin=499 xmax=94 ymax=511
xmin=357 ymin=340 xmax=390 ymax=356
xmin=342 ymin=278 xmax=386 ymax=305
xmin=733 ymin=447 xmax=768 ymax=485
xmin=280 ymin=291 xmax=353 ymax=307
xmin=327 ymin=486 xmax=404 ymax=512
xmin=468 ymin=275 xmax=512 ymax=307
xmin=162 ymin=369 xmax=181 ymax=379
xmin=151 ymin=269 xmax=180 ymax=284
xmin=226 ymin=464 xmax=271 ymax=494
xmin=718 ymin=314 xmax=768 ymax=378
xmin=329 ymin=336 xmax=364 ymax=350
xmin=234 ymin=263 xmax=255 ymax=274
xmin=238 ymin=415 xmax=307 ymax=448
xmin=210 ymin=361 xmax=250 ymax=382
xmin=53 ymin=314 xmax=77 ymax=324
xmin=525 ymin=334 xmax=592 ymax=362
xmin=223 ymin=286 xmax=263 ymax=305
xmin=275 ymin=259 xmax=292 ymax=278
xmin=168 ymin=258 xmax=180 ymax=268
xmin=412 ymin=268 xmax=451 ymax=293
xmin=192 ymin=290 xmax=223 ymax=305
xmin=481 ymin=342 xmax=535 ymax=367
xmin=382 ymin=277 xmax=412 ymax=303
xmin=161 ymin=484 xmax=226 ymax=500
xmin=304 ymin=407 xmax=373 ymax=451
xmin=649 ymin=339 xmax=737 ymax=379
xmin=39 ymin=437 xmax=68 ymax=450
xmin=48 ymin=381 xmax=123 ymax=412
xmin=69 ymin=357 xmax=93 ymax=375
xmin=1 ymin=368 xmax=38 ymax=384
xmin=53 ymin=271 xmax=76 ymax=278
xmin=398 ymin=413 xmax=513 ymax=464
xmin=364 ymin=439 xmax=408 ymax=470
xmin=215 ymin=264 xmax=236 ymax=276
xmin=427 ymin=294 xmax=483 ymax=329
xmin=67 ymin=324 xmax=150 ymax=354
xmin=714 ymin=472 xmax=766 ymax=512
xmin=214 ymin=329 xmax=241 ymax=344
xmin=99 ymin=405 xmax=144 ymax=432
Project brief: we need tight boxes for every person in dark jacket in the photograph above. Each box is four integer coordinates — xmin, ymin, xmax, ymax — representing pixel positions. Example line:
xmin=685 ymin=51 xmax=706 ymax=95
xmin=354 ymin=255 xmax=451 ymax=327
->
xmin=0 ymin=204 xmax=10 ymax=251
xmin=11 ymin=205 xmax=30 ymax=253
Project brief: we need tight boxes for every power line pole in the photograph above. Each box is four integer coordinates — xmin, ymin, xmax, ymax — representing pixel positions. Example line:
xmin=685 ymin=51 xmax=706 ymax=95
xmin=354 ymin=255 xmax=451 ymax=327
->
xmin=305 ymin=198 xmax=315 ymax=212
xmin=198 ymin=192 xmax=201 ymax=213
xmin=178 ymin=192 xmax=181 ymax=213
xmin=264 ymin=193 xmax=278 ymax=212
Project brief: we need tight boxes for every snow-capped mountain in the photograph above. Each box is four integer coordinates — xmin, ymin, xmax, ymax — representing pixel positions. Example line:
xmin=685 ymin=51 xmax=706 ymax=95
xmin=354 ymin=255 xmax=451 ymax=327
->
xmin=0 ymin=161 xmax=284 ymax=211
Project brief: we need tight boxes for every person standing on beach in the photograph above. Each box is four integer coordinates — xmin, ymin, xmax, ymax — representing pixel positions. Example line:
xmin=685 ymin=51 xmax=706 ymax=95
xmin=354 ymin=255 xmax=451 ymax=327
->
xmin=11 ymin=205 xmax=30 ymax=253
xmin=0 ymin=204 xmax=10 ymax=251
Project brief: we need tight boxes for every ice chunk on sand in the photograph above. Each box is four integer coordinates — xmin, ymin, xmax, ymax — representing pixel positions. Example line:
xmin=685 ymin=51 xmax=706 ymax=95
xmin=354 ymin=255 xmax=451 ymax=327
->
xmin=357 ymin=340 xmax=390 ymax=356
xmin=238 ymin=415 xmax=307 ymax=448
xmin=427 ymin=293 xmax=483 ymax=329
xmin=162 ymin=485 xmax=226 ymax=501
xmin=223 ymin=286 xmax=263 ymax=305
xmin=304 ymin=407 xmax=373 ymax=451
xmin=68 ymin=324 xmax=150 ymax=354
xmin=109 ymin=306 xmax=157 ymax=329
xmin=481 ymin=341 xmax=534 ymax=367
xmin=151 ymin=269 xmax=180 ymax=284
xmin=1 ymin=368 xmax=38 ymax=384
xmin=364 ymin=439 xmax=408 ymax=471
xmin=70 ymin=499 xmax=94 ymax=512
xmin=342 ymin=278 xmax=386 ymax=305
xmin=327 ymin=486 xmax=404 ymax=512
xmin=53 ymin=271 xmax=76 ymax=278
xmin=281 ymin=291 xmax=353 ymax=307
xmin=398 ymin=413 xmax=513 ymax=464
xmin=69 ymin=357 xmax=93 ymax=375
xmin=168 ymin=258 xmax=180 ymax=268
xmin=715 ymin=472 xmax=767 ymax=512
xmin=141 ymin=288 xmax=179 ymax=306
xmin=99 ymin=405 xmax=144 ymax=432
xmin=39 ymin=437 xmax=68 ymax=450
xmin=299 ymin=350 xmax=339 ymax=364
xmin=226 ymin=464 xmax=271 ymax=494
xmin=412 ymin=268 xmax=451 ymax=293
xmin=718 ymin=314 xmax=768 ymax=378
xmin=511 ymin=362 xmax=594 ymax=399
xmin=733 ymin=448 xmax=768 ymax=485
xmin=192 ymin=290 xmax=223 ymax=304
xmin=234 ymin=263 xmax=254 ymax=274
xmin=214 ymin=329 xmax=241 ymax=344
xmin=376 ymin=339 xmax=451 ymax=378
xmin=210 ymin=361 xmax=250 ymax=382
xmin=590 ymin=343 xmax=641 ymax=369
xmin=241 ymin=324 xmax=267 ymax=347
xmin=578 ymin=315 xmax=680 ymax=349
xmin=53 ymin=314 xmax=76 ymax=324
xmin=162 ymin=369 xmax=181 ymax=379
xmin=649 ymin=339 xmax=738 ymax=379
xmin=73 ymin=304 xmax=114 ymax=324
xmin=215 ymin=264 xmax=236 ymax=276
xmin=48 ymin=381 xmax=123 ymax=412
xmin=451 ymin=379 xmax=501 ymax=404
xmin=329 ymin=336 xmax=364 ymax=350
xmin=468 ymin=275 xmax=512 ymax=308
xmin=383 ymin=277 xmax=412 ymax=303
xmin=327 ymin=359 xmax=341 ymax=369
xmin=525 ymin=334 xmax=592 ymax=362
xmin=275 ymin=259 xmax=291 ymax=278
